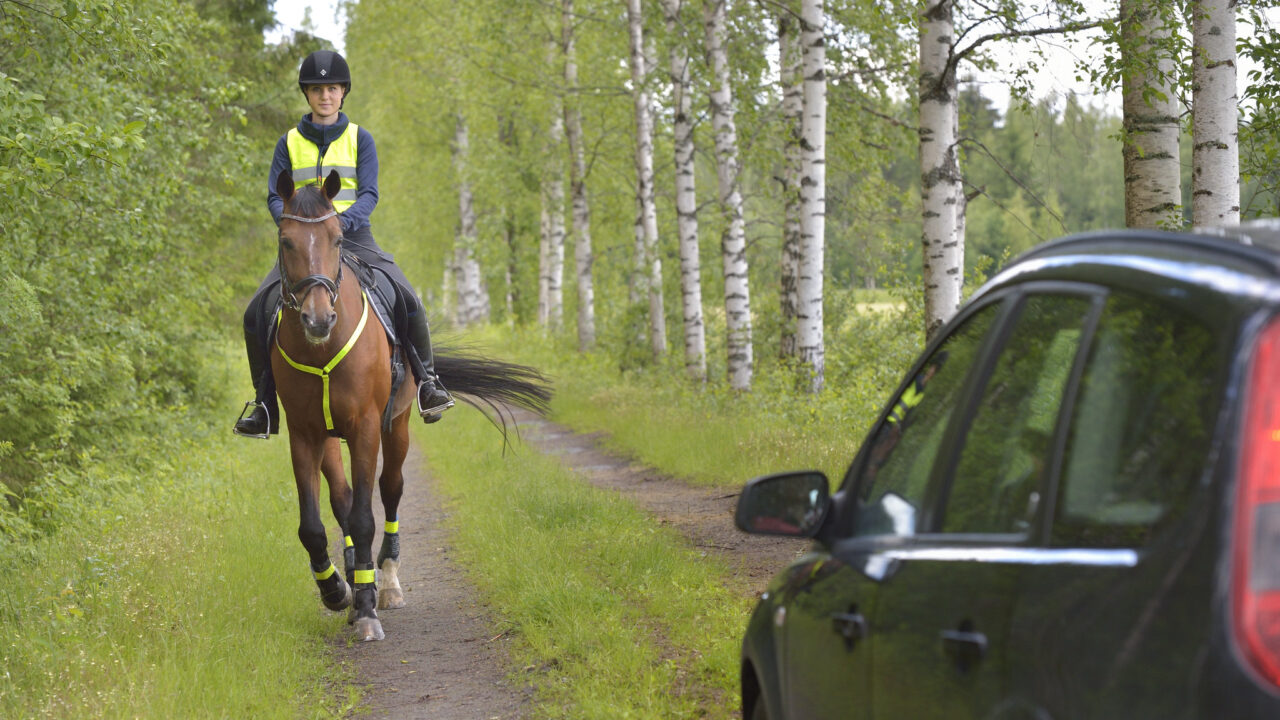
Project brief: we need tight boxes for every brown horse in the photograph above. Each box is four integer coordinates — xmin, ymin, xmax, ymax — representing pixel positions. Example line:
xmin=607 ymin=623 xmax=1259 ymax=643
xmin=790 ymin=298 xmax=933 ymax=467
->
xmin=272 ymin=170 xmax=550 ymax=641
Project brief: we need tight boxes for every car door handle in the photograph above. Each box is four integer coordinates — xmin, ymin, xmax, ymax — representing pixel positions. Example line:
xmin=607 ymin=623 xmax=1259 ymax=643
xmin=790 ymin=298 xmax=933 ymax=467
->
xmin=940 ymin=628 xmax=988 ymax=672
xmin=831 ymin=610 xmax=868 ymax=651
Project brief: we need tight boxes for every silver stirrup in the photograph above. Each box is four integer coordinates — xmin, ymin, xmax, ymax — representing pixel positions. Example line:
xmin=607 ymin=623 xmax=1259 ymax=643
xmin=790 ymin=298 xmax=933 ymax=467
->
xmin=416 ymin=385 xmax=455 ymax=418
xmin=233 ymin=401 xmax=271 ymax=440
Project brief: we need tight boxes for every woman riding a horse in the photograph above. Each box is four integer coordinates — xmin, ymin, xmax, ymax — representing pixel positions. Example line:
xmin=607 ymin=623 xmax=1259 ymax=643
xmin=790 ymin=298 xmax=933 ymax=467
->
xmin=241 ymin=51 xmax=550 ymax=643
xmin=235 ymin=49 xmax=451 ymax=438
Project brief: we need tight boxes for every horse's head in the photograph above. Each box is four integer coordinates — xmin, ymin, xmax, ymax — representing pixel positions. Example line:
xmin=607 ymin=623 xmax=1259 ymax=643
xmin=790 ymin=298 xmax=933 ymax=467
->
xmin=276 ymin=170 xmax=345 ymax=344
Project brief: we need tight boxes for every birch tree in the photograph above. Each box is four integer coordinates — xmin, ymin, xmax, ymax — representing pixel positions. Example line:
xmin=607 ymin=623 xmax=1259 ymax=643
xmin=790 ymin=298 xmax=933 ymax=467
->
xmin=797 ymin=0 xmax=826 ymax=391
xmin=627 ymin=0 xmax=667 ymax=360
xmin=778 ymin=6 xmax=803 ymax=362
xmin=562 ymin=0 xmax=595 ymax=351
xmin=452 ymin=113 xmax=490 ymax=326
xmin=1120 ymin=0 xmax=1182 ymax=229
xmin=918 ymin=0 xmax=961 ymax=340
xmin=1190 ymin=0 xmax=1239 ymax=226
xmin=705 ymin=0 xmax=754 ymax=391
xmin=538 ymin=93 xmax=567 ymax=330
xmin=662 ymin=0 xmax=707 ymax=381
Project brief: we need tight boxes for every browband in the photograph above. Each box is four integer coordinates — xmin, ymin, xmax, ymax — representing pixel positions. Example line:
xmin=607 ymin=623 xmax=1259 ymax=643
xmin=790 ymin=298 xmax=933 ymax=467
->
xmin=280 ymin=210 xmax=338 ymax=224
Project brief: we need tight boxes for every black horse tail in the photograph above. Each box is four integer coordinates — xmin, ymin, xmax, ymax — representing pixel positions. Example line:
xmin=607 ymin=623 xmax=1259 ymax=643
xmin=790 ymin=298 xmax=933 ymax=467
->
xmin=433 ymin=348 xmax=553 ymax=444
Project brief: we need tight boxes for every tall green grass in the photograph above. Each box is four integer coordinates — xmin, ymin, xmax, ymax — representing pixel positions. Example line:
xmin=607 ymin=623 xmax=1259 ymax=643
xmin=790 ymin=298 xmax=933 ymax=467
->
xmin=415 ymin=412 xmax=752 ymax=719
xmin=0 ymin=425 xmax=356 ymax=718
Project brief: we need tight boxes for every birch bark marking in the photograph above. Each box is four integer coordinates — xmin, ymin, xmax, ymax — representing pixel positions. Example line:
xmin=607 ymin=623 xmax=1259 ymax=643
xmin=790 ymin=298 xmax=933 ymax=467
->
xmin=1191 ymin=0 xmax=1239 ymax=227
xmin=662 ymin=0 xmax=707 ymax=382
xmin=545 ymin=95 xmax=567 ymax=330
xmin=563 ymin=0 xmax=595 ymax=351
xmin=918 ymin=0 xmax=961 ymax=340
xmin=797 ymin=0 xmax=825 ymax=391
xmin=705 ymin=0 xmax=754 ymax=391
xmin=779 ymin=7 xmax=804 ymax=362
xmin=451 ymin=114 xmax=489 ymax=326
xmin=627 ymin=0 xmax=667 ymax=360
xmin=1121 ymin=0 xmax=1182 ymax=229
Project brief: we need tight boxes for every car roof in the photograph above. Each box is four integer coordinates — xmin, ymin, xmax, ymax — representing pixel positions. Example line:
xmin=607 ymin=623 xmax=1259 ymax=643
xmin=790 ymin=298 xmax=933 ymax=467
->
xmin=975 ymin=222 xmax=1280 ymax=310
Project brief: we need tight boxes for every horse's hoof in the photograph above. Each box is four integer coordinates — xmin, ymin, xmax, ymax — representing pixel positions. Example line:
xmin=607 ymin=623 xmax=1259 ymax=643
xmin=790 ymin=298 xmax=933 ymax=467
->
xmin=353 ymin=616 xmax=384 ymax=642
xmin=377 ymin=587 xmax=406 ymax=610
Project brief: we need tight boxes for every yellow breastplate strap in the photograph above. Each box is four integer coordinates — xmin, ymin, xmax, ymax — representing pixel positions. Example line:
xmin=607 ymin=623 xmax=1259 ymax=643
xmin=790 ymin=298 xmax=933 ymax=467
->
xmin=276 ymin=290 xmax=371 ymax=432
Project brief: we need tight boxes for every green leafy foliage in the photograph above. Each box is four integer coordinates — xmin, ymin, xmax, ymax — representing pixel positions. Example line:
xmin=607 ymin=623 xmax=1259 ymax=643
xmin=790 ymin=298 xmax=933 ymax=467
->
xmin=0 ymin=0 xmax=299 ymax=531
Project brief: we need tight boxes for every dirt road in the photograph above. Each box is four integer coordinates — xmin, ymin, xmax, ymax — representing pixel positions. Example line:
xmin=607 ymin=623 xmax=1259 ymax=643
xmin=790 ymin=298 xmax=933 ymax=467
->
xmin=337 ymin=411 xmax=809 ymax=719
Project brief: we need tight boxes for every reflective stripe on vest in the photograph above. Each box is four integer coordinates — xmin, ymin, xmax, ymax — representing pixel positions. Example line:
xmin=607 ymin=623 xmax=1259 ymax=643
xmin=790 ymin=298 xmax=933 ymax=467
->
xmin=286 ymin=124 xmax=359 ymax=211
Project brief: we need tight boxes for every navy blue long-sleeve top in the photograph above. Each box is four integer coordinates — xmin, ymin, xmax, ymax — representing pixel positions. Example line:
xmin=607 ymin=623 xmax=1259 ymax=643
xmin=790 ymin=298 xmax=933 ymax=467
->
xmin=266 ymin=112 xmax=379 ymax=233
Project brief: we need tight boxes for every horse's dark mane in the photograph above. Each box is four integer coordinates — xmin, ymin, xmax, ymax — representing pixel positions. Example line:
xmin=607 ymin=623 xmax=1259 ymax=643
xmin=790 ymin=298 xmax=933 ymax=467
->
xmin=287 ymin=185 xmax=333 ymax=218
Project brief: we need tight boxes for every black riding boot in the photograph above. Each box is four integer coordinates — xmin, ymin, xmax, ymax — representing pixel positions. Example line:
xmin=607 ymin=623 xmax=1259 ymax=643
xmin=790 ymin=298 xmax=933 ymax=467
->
xmin=233 ymin=327 xmax=274 ymax=438
xmin=406 ymin=311 xmax=453 ymax=422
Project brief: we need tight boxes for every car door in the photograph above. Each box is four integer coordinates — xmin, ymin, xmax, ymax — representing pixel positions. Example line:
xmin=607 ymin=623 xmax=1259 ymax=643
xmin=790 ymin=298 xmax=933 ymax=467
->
xmin=774 ymin=299 xmax=1007 ymax=720
xmin=1005 ymin=289 xmax=1230 ymax=719
xmin=870 ymin=289 xmax=1097 ymax=720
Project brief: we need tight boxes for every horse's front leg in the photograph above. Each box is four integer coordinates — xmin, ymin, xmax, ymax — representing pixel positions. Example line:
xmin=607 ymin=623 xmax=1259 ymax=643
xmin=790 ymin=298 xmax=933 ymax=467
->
xmin=319 ymin=437 xmax=355 ymax=586
xmin=290 ymin=435 xmax=351 ymax=612
xmin=346 ymin=422 xmax=385 ymax=642
xmin=376 ymin=414 xmax=410 ymax=610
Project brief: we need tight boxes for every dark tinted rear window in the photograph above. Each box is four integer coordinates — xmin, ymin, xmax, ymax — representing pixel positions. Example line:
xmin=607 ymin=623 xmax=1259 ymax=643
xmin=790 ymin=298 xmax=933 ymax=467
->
xmin=1052 ymin=291 xmax=1226 ymax=548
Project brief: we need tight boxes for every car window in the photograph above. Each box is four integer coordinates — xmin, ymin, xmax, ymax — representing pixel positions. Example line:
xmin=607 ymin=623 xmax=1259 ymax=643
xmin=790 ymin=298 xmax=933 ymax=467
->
xmin=1052 ymin=291 xmax=1224 ymax=548
xmin=941 ymin=294 xmax=1092 ymax=535
xmin=852 ymin=302 xmax=1000 ymax=538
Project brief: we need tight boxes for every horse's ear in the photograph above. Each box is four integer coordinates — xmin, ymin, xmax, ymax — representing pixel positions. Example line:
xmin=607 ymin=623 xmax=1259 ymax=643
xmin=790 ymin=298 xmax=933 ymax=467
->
xmin=276 ymin=171 xmax=295 ymax=205
xmin=323 ymin=170 xmax=341 ymax=202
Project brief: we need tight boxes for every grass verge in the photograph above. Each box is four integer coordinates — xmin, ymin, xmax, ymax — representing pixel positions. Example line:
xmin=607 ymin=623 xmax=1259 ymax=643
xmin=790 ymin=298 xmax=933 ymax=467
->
xmin=0 ymin=424 xmax=356 ymax=719
xmin=448 ymin=313 xmax=923 ymax=489
xmin=413 ymin=412 xmax=753 ymax=719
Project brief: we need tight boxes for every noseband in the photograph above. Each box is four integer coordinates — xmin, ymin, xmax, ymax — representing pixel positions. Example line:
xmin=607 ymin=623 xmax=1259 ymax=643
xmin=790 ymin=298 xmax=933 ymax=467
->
xmin=278 ymin=210 xmax=345 ymax=311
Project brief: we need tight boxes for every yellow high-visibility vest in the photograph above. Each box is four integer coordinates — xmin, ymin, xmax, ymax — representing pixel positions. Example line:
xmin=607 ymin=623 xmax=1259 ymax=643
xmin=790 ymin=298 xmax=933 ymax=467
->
xmin=286 ymin=123 xmax=359 ymax=211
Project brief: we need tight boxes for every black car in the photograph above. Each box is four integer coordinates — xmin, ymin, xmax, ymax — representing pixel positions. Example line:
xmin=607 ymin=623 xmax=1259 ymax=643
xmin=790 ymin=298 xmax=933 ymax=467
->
xmin=736 ymin=226 xmax=1280 ymax=719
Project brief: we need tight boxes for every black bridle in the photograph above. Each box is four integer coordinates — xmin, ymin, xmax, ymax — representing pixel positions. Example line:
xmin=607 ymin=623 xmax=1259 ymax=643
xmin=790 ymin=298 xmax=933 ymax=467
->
xmin=278 ymin=210 xmax=345 ymax=311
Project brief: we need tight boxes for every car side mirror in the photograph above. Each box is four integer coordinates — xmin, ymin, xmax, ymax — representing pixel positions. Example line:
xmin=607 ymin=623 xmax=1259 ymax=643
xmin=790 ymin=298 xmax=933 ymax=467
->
xmin=735 ymin=470 xmax=831 ymax=538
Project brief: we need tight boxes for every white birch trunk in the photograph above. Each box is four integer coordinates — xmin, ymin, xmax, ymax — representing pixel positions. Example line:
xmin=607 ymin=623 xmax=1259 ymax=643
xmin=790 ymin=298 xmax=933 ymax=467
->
xmin=451 ymin=114 xmax=488 ymax=327
xmin=918 ymin=0 xmax=962 ymax=340
xmin=538 ymin=195 xmax=550 ymax=325
xmin=797 ymin=0 xmax=825 ymax=391
xmin=544 ymin=97 xmax=567 ymax=331
xmin=705 ymin=0 xmax=753 ymax=391
xmin=662 ymin=0 xmax=706 ymax=382
xmin=627 ymin=0 xmax=666 ymax=360
xmin=1121 ymin=0 xmax=1182 ymax=229
xmin=562 ymin=0 xmax=595 ymax=351
xmin=1191 ymin=0 xmax=1239 ymax=227
xmin=779 ymin=7 xmax=803 ymax=362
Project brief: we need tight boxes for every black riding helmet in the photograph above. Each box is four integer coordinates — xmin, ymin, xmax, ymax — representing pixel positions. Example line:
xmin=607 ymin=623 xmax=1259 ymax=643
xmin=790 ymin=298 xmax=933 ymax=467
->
xmin=298 ymin=50 xmax=351 ymax=100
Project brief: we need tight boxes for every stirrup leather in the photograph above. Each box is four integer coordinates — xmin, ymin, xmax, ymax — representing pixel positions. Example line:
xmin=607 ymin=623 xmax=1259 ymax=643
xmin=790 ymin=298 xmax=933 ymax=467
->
xmin=233 ymin=401 xmax=271 ymax=439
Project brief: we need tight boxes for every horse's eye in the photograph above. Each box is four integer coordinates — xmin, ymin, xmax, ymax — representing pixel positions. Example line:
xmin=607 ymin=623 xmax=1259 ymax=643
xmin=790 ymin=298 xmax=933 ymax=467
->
xmin=280 ymin=237 xmax=295 ymax=251
xmin=335 ymin=235 xmax=344 ymax=247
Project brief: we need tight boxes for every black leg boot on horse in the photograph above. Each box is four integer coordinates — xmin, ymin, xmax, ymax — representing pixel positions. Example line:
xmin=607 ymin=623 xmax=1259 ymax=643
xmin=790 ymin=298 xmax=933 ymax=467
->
xmin=406 ymin=310 xmax=454 ymax=423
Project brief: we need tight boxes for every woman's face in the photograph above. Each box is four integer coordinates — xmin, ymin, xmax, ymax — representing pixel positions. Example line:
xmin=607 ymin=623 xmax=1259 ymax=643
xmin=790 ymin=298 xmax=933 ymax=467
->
xmin=305 ymin=83 xmax=345 ymax=124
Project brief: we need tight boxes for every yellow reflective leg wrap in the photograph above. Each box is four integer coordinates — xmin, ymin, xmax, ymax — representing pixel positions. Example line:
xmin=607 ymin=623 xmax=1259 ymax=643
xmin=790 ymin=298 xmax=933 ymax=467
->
xmin=344 ymin=535 xmax=354 ymax=548
xmin=313 ymin=563 xmax=337 ymax=581
xmin=353 ymin=569 xmax=376 ymax=585
xmin=385 ymin=520 xmax=399 ymax=534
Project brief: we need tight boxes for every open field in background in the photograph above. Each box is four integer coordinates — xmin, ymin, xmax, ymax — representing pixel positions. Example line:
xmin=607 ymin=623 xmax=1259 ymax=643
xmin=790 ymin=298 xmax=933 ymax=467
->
xmin=0 ymin=360 xmax=356 ymax=719
xmin=413 ymin=410 xmax=752 ymax=719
